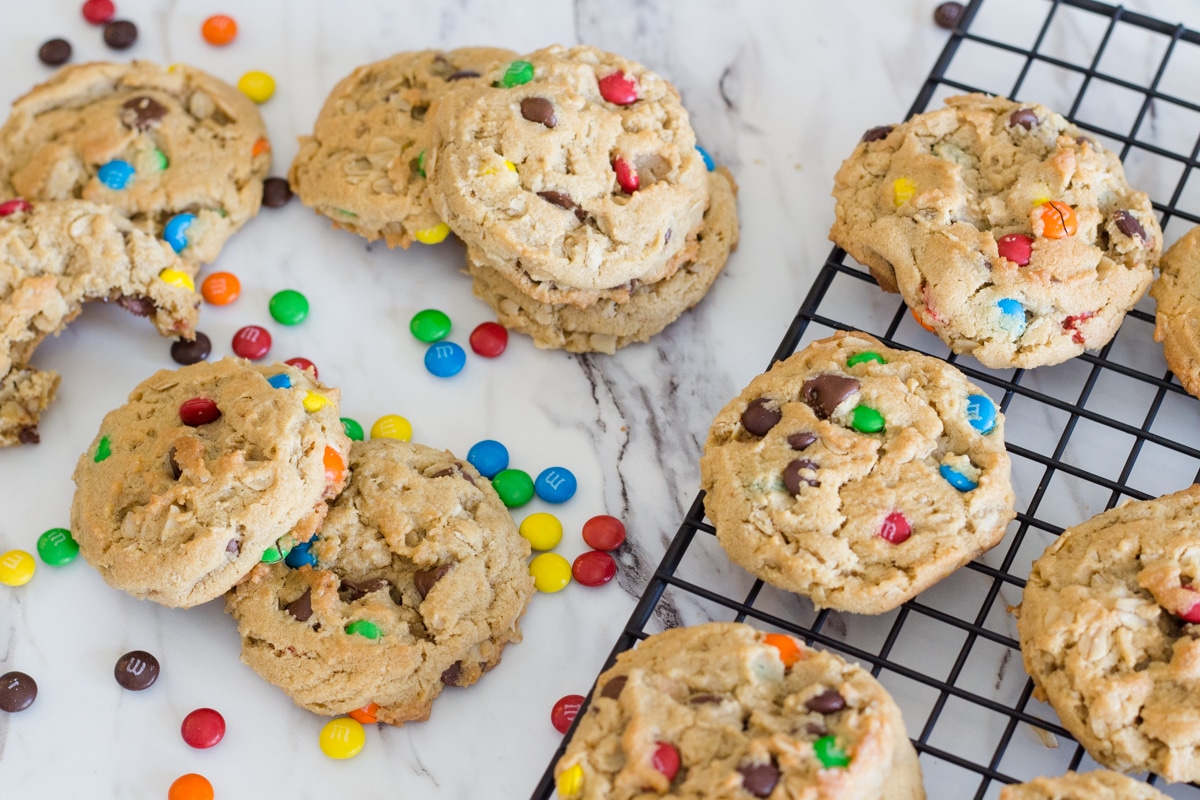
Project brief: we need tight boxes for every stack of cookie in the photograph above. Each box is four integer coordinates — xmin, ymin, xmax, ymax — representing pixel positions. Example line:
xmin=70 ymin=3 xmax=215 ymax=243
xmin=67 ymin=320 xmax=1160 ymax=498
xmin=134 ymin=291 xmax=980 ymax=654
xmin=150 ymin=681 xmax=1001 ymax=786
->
xmin=289 ymin=45 xmax=737 ymax=355
xmin=0 ymin=60 xmax=270 ymax=445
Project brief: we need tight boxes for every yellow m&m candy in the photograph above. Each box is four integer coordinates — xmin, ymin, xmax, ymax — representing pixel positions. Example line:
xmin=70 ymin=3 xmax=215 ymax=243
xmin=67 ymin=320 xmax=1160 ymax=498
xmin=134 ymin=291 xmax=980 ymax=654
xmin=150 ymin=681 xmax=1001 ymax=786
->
xmin=158 ymin=268 xmax=195 ymax=292
xmin=529 ymin=553 xmax=571 ymax=593
xmin=319 ymin=718 xmax=365 ymax=759
xmin=413 ymin=222 xmax=451 ymax=245
xmin=556 ymin=764 xmax=584 ymax=798
xmin=892 ymin=177 xmax=916 ymax=207
xmin=302 ymin=391 xmax=328 ymax=412
xmin=371 ymin=414 xmax=412 ymax=442
xmin=520 ymin=513 xmax=563 ymax=551
xmin=238 ymin=70 xmax=276 ymax=103
xmin=0 ymin=550 xmax=36 ymax=586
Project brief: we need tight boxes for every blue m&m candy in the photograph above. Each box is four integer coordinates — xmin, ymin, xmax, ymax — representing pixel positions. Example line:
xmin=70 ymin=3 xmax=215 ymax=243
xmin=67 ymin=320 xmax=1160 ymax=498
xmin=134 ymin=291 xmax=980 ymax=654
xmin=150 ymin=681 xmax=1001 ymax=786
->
xmin=424 ymin=341 xmax=465 ymax=378
xmin=467 ymin=440 xmax=508 ymax=478
xmin=535 ymin=467 xmax=577 ymax=504
xmin=164 ymin=213 xmax=197 ymax=253
xmin=966 ymin=393 xmax=997 ymax=434
xmin=940 ymin=463 xmax=978 ymax=492
xmin=98 ymin=159 xmax=135 ymax=190
xmin=285 ymin=539 xmax=317 ymax=569
xmin=696 ymin=145 xmax=715 ymax=172
xmin=267 ymin=373 xmax=292 ymax=389
xmin=996 ymin=298 xmax=1026 ymax=336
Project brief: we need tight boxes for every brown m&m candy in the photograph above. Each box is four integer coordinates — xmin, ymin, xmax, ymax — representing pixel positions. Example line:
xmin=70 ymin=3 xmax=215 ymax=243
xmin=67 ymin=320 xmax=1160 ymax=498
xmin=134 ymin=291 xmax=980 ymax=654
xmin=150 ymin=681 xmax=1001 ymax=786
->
xmin=114 ymin=650 xmax=160 ymax=691
xmin=0 ymin=671 xmax=37 ymax=711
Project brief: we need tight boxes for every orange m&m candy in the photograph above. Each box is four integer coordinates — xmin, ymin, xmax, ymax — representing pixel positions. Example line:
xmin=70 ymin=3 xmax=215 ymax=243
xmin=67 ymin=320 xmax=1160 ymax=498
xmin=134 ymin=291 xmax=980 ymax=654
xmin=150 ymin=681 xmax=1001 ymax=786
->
xmin=201 ymin=271 xmax=240 ymax=305
xmin=911 ymin=307 xmax=937 ymax=333
xmin=763 ymin=633 xmax=803 ymax=667
xmin=168 ymin=773 xmax=213 ymax=800
xmin=348 ymin=702 xmax=380 ymax=724
xmin=201 ymin=14 xmax=237 ymax=46
xmin=324 ymin=446 xmax=346 ymax=485
xmin=252 ymin=137 xmax=270 ymax=157
xmin=1034 ymin=200 xmax=1077 ymax=239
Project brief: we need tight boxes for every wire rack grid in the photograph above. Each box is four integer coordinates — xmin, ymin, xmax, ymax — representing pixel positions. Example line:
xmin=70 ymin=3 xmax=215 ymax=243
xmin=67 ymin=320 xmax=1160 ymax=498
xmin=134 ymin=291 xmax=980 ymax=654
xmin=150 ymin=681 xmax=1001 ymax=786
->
xmin=534 ymin=0 xmax=1200 ymax=797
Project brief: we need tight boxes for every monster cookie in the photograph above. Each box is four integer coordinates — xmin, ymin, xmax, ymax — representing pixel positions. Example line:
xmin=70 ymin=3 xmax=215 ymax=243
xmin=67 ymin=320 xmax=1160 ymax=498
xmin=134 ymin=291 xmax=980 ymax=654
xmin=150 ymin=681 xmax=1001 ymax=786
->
xmin=288 ymin=48 xmax=515 ymax=248
xmin=468 ymin=167 xmax=738 ymax=354
xmin=0 ymin=199 xmax=200 ymax=447
xmin=700 ymin=331 xmax=1014 ymax=614
xmin=224 ymin=438 xmax=534 ymax=724
xmin=1017 ymin=484 xmax=1200 ymax=783
xmin=70 ymin=358 xmax=350 ymax=608
xmin=553 ymin=622 xmax=924 ymax=799
xmin=428 ymin=44 xmax=709 ymax=304
xmin=0 ymin=61 xmax=269 ymax=265
xmin=999 ymin=770 xmax=1169 ymax=799
xmin=1151 ymin=225 xmax=1200 ymax=398
xmin=831 ymin=93 xmax=1160 ymax=369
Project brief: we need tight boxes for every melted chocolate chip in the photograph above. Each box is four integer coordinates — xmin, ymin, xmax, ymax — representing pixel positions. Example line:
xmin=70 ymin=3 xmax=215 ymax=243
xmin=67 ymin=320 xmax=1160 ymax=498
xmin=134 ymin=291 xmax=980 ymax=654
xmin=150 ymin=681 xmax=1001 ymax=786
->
xmin=120 ymin=96 xmax=166 ymax=130
xmin=447 ymin=70 xmax=480 ymax=81
xmin=167 ymin=447 xmax=182 ymax=480
xmin=171 ymin=332 xmax=212 ymax=365
xmin=38 ymin=39 xmax=72 ymax=67
xmin=783 ymin=459 xmax=819 ymax=494
xmin=689 ymin=693 xmax=724 ymax=704
xmin=340 ymin=578 xmax=387 ymax=601
xmin=116 ymin=295 xmax=155 ymax=316
xmin=805 ymin=721 xmax=828 ymax=737
xmin=286 ymin=589 xmax=313 ymax=622
xmin=1008 ymin=108 xmax=1038 ymax=130
xmin=17 ymin=427 xmax=40 ymax=445
xmin=520 ymin=97 xmax=557 ymax=128
xmin=800 ymin=374 xmax=859 ymax=419
xmin=737 ymin=761 xmax=780 ymax=798
xmin=741 ymin=397 xmax=782 ymax=436
xmin=1113 ymin=210 xmax=1147 ymax=242
xmin=537 ymin=191 xmax=587 ymax=222
xmin=414 ymin=563 xmax=454 ymax=599
xmin=441 ymin=662 xmax=463 ymax=686
xmin=805 ymin=688 xmax=846 ymax=714
xmin=861 ymin=125 xmax=893 ymax=143
xmin=600 ymin=675 xmax=627 ymax=699
xmin=262 ymin=177 xmax=292 ymax=208
xmin=787 ymin=431 xmax=817 ymax=451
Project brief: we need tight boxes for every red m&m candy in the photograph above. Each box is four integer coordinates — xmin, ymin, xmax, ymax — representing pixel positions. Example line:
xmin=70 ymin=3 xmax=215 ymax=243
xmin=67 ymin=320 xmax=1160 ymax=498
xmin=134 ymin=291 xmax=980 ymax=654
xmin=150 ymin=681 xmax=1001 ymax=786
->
xmin=551 ymin=694 xmax=585 ymax=734
xmin=877 ymin=512 xmax=911 ymax=545
xmin=598 ymin=71 xmax=638 ymax=105
xmin=469 ymin=322 xmax=508 ymax=357
xmin=181 ymin=708 xmax=226 ymax=749
xmin=996 ymin=233 xmax=1033 ymax=266
xmin=613 ymin=157 xmax=639 ymax=193
xmin=572 ymin=551 xmax=616 ymax=587
xmin=582 ymin=515 xmax=625 ymax=551
xmin=285 ymin=357 xmax=317 ymax=378
xmin=0 ymin=199 xmax=32 ymax=217
xmin=179 ymin=398 xmax=220 ymax=426
xmin=82 ymin=0 xmax=115 ymax=24
xmin=652 ymin=742 xmax=680 ymax=780
xmin=232 ymin=325 xmax=271 ymax=360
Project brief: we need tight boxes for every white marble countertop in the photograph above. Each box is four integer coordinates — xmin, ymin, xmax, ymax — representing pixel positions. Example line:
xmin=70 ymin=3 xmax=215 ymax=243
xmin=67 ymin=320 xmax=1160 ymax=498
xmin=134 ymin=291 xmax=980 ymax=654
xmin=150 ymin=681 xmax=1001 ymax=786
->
xmin=2 ymin=1 xmax=1200 ymax=798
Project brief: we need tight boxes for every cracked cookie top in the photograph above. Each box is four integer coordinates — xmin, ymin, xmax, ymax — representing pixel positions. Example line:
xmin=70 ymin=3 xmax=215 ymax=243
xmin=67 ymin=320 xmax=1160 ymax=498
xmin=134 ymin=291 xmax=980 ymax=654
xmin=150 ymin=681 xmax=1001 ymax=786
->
xmin=700 ymin=331 xmax=1014 ymax=614
xmin=830 ymin=94 xmax=1159 ymax=369
xmin=999 ymin=770 xmax=1169 ymax=799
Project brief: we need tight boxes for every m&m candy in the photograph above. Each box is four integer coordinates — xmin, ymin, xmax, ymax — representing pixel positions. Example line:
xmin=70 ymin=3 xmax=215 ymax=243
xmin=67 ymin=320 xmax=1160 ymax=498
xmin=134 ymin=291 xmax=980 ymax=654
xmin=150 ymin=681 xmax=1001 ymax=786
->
xmin=966 ymin=394 xmax=998 ymax=434
xmin=201 ymin=272 xmax=240 ymax=305
xmin=571 ymin=550 xmax=616 ymax=587
xmin=425 ymin=342 xmax=466 ymax=377
xmin=238 ymin=71 xmax=276 ymax=103
xmin=500 ymin=60 xmax=534 ymax=88
xmin=556 ymin=765 xmax=584 ymax=799
xmin=529 ymin=553 xmax=571 ymax=593
xmin=0 ymin=671 xmax=37 ymax=712
xmin=467 ymin=440 xmax=508 ymax=478
xmin=469 ymin=322 xmax=508 ymax=357
xmin=181 ymin=708 xmax=226 ymax=749
xmin=997 ymin=233 xmax=1033 ymax=266
xmin=1035 ymin=200 xmax=1077 ymax=239
xmin=813 ymin=735 xmax=851 ymax=768
xmin=347 ymin=702 xmax=380 ymax=724
xmin=519 ymin=513 xmax=563 ymax=551
xmin=341 ymin=418 xmax=364 ymax=441
xmin=0 ymin=550 xmax=36 ymax=586
xmin=598 ymin=71 xmax=638 ymax=105
xmin=551 ymin=694 xmax=585 ymax=734
xmin=345 ymin=620 xmax=381 ymax=639
xmin=163 ymin=213 xmax=197 ymax=253
xmin=269 ymin=289 xmax=309 ymax=325
xmin=582 ymin=515 xmax=625 ymax=550
xmin=36 ymin=528 xmax=79 ymax=565
xmin=996 ymin=298 xmax=1027 ymax=337
xmin=285 ymin=357 xmax=317 ymax=377
xmin=763 ymin=633 xmax=802 ymax=667
xmin=158 ymin=267 xmax=195 ymax=292
xmin=98 ymin=159 xmax=135 ymax=190
xmin=877 ymin=512 xmax=911 ymax=545
xmin=371 ymin=415 xmax=412 ymax=441
xmin=201 ymin=14 xmax=237 ymax=46
xmin=696 ymin=145 xmax=716 ymax=172
xmin=534 ymin=467 xmax=576 ymax=503
xmin=414 ymin=222 xmax=451 ymax=244
xmin=167 ymin=773 xmax=213 ymax=800
xmin=940 ymin=463 xmax=978 ymax=492
xmin=232 ymin=325 xmax=272 ymax=360
xmin=285 ymin=540 xmax=317 ymax=569
xmin=180 ymin=397 xmax=220 ymax=426
xmin=82 ymin=0 xmax=115 ymax=24
xmin=410 ymin=309 xmax=451 ymax=342
xmin=0 ymin=198 xmax=31 ymax=217
xmin=319 ymin=718 xmax=366 ymax=759
xmin=652 ymin=742 xmax=680 ymax=780
xmin=267 ymin=373 xmax=292 ymax=389
xmin=849 ymin=405 xmax=884 ymax=433
xmin=492 ymin=469 xmax=534 ymax=507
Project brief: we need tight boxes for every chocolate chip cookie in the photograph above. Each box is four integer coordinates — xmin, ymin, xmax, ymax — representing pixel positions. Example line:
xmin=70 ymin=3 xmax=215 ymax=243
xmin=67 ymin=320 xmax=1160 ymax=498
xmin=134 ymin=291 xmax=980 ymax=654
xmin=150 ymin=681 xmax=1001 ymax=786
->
xmin=999 ymin=770 xmax=1169 ymax=799
xmin=288 ymin=47 xmax=515 ymax=248
xmin=1018 ymin=484 xmax=1200 ymax=783
xmin=1151 ymin=225 xmax=1200 ymax=398
xmin=831 ymin=94 xmax=1159 ymax=369
xmin=700 ymin=331 xmax=1015 ymax=614
xmin=225 ymin=438 xmax=534 ymax=724
xmin=70 ymin=358 xmax=350 ymax=608
xmin=0 ymin=61 xmax=269 ymax=265
xmin=553 ymin=622 xmax=924 ymax=799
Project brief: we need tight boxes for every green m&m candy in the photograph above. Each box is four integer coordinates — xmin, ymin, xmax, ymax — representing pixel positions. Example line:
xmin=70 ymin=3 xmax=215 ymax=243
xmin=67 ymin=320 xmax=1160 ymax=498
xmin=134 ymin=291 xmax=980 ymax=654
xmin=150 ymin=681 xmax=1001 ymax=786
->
xmin=94 ymin=435 xmax=111 ymax=462
xmin=269 ymin=289 xmax=309 ymax=325
xmin=492 ymin=468 xmax=534 ymax=508
xmin=410 ymin=309 xmax=451 ymax=343
xmin=846 ymin=351 xmax=886 ymax=367
xmin=345 ymin=620 xmax=381 ymax=639
xmin=500 ymin=60 xmax=534 ymax=87
xmin=849 ymin=405 xmax=885 ymax=433
xmin=341 ymin=417 xmax=364 ymax=441
xmin=813 ymin=735 xmax=851 ymax=768
xmin=37 ymin=528 xmax=79 ymax=566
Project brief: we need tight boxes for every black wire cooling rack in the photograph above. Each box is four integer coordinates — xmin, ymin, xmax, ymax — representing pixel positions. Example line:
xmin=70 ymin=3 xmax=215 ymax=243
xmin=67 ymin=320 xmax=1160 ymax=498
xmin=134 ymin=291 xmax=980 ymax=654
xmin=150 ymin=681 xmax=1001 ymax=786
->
xmin=534 ymin=0 xmax=1200 ymax=797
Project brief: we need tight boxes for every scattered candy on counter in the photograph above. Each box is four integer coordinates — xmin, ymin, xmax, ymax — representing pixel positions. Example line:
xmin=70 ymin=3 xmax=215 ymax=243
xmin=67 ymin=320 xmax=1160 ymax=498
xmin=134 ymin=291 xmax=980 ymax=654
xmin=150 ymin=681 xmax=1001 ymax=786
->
xmin=0 ymin=550 xmax=36 ymax=586
xmin=171 ymin=332 xmax=212 ymax=365
xmin=410 ymin=309 xmax=451 ymax=343
xmin=425 ymin=341 xmax=466 ymax=377
xmin=103 ymin=19 xmax=137 ymax=50
xmin=556 ymin=765 xmax=584 ymax=799
xmin=163 ymin=213 xmax=196 ymax=253
xmin=581 ymin=515 xmax=625 ymax=551
xmin=269 ymin=289 xmax=309 ymax=325
xmin=319 ymin=717 xmax=366 ymax=759
xmin=36 ymin=528 xmax=79 ymax=565
xmin=262 ymin=177 xmax=292 ymax=207
xmin=877 ymin=511 xmax=911 ymax=545
xmin=551 ymin=694 xmax=585 ymax=734
xmin=82 ymin=0 xmax=115 ymax=24
xmin=371 ymin=414 xmax=412 ymax=442
xmin=181 ymin=708 xmax=226 ymax=749
xmin=696 ymin=145 xmax=716 ymax=172
xmin=519 ymin=512 xmax=563 ymax=551
xmin=168 ymin=773 xmax=214 ymax=800
xmin=347 ymin=702 xmax=379 ymax=724
xmin=652 ymin=741 xmax=680 ymax=780
xmin=238 ymin=70 xmax=275 ymax=103
xmin=201 ymin=272 xmax=240 ymax=305
xmin=285 ymin=356 xmax=317 ymax=377
xmin=529 ymin=552 xmax=571 ymax=593
xmin=0 ymin=671 xmax=36 ymax=712
xmin=467 ymin=439 xmax=508 ymax=478
xmin=232 ymin=325 xmax=272 ymax=360
xmin=201 ymin=14 xmax=237 ymax=46
xmin=179 ymin=397 xmax=221 ymax=426
xmin=933 ymin=1 xmax=965 ymax=28
xmin=341 ymin=418 xmax=364 ymax=441
xmin=38 ymin=38 xmax=72 ymax=66
xmin=571 ymin=550 xmax=616 ymax=587
xmin=469 ymin=322 xmax=508 ymax=357
xmin=534 ymin=466 xmax=576 ymax=504
xmin=114 ymin=650 xmax=160 ymax=690
xmin=492 ymin=468 xmax=534 ymax=507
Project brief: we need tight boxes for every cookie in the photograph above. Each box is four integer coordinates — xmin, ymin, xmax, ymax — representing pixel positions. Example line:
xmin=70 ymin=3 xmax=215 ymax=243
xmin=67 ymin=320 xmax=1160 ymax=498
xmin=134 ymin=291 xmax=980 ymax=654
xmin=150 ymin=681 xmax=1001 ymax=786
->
xmin=553 ymin=622 xmax=924 ymax=799
xmin=0 ymin=199 xmax=200 ymax=447
xmin=999 ymin=770 xmax=1169 ymax=799
xmin=468 ymin=166 xmax=738 ymax=354
xmin=1151 ymin=225 xmax=1200 ymax=398
xmin=288 ymin=48 xmax=515 ymax=249
xmin=428 ymin=44 xmax=709 ymax=303
xmin=700 ymin=331 xmax=1015 ymax=614
xmin=830 ymin=93 xmax=1160 ymax=369
xmin=0 ymin=61 xmax=269 ymax=265
xmin=70 ymin=358 xmax=350 ymax=608
xmin=224 ymin=438 xmax=534 ymax=724
xmin=1017 ymin=484 xmax=1200 ymax=783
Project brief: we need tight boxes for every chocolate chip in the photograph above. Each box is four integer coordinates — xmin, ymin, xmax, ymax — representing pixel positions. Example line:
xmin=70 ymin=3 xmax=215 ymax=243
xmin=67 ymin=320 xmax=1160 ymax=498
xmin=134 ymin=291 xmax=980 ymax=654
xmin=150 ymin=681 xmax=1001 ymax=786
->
xmin=1076 ymin=135 xmax=1095 ymax=148
xmin=737 ymin=761 xmax=780 ymax=798
xmin=103 ymin=20 xmax=138 ymax=50
xmin=801 ymin=374 xmax=859 ymax=419
xmin=537 ymin=191 xmax=587 ymax=222
xmin=787 ymin=432 xmax=817 ymax=451
xmin=167 ymin=447 xmax=182 ymax=480
xmin=262 ymin=177 xmax=292 ymax=208
xmin=120 ymin=96 xmax=166 ymax=130
xmin=430 ymin=468 xmax=455 ymax=479
xmin=689 ymin=693 xmax=724 ymax=704
xmin=933 ymin=1 xmax=965 ymax=29
xmin=600 ymin=675 xmax=627 ymax=699
xmin=171 ymin=332 xmax=212 ymax=365
xmin=1113 ymin=210 xmax=1147 ymax=242
xmin=414 ymin=563 xmax=454 ymax=599
xmin=805 ymin=721 xmax=828 ymax=736
xmin=17 ymin=427 xmax=40 ymax=445
xmin=1008 ymin=108 xmax=1038 ymax=130
xmin=520 ymin=97 xmax=557 ymax=128
xmin=226 ymin=539 xmax=240 ymax=556
xmin=783 ymin=459 xmax=819 ymax=494
xmin=116 ymin=295 xmax=155 ymax=316
xmin=113 ymin=651 xmax=159 ymax=691
xmin=805 ymin=688 xmax=846 ymax=714
xmin=861 ymin=125 xmax=893 ymax=143
xmin=441 ymin=662 xmax=463 ymax=686
xmin=286 ymin=589 xmax=313 ymax=621
xmin=0 ymin=671 xmax=37 ymax=712
xmin=38 ymin=38 xmax=72 ymax=66
xmin=741 ymin=397 xmax=782 ymax=436
xmin=340 ymin=578 xmax=387 ymax=602
xmin=447 ymin=70 xmax=480 ymax=81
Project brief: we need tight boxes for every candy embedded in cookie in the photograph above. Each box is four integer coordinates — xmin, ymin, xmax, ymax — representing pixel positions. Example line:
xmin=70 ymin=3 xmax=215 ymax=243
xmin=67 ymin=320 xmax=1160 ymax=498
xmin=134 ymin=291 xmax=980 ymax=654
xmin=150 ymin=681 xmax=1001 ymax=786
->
xmin=700 ymin=330 xmax=1014 ymax=614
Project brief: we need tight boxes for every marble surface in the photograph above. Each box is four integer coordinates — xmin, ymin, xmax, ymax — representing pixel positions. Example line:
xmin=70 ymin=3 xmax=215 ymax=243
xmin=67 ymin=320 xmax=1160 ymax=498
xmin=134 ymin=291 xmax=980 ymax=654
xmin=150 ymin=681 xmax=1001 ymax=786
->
xmin=2 ymin=0 xmax=1200 ymax=798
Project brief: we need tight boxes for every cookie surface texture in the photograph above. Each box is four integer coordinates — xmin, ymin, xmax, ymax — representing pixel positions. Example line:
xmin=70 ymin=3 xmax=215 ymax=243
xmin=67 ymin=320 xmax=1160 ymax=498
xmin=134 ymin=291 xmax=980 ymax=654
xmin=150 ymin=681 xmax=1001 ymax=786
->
xmin=1151 ymin=225 xmax=1200 ymax=398
xmin=1017 ymin=484 xmax=1200 ymax=783
xmin=700 ymin=330 xmax=1014 ymax=614
xmin=830 ymin=93 xmax=1159 ymax=369
xmin=70 ymin=358 xmax=349 ymax=607
xmin=998 ymin=770 xmax=1169 ymax=799
xmin=0 ymin=60 xmax=269 ymax=265
xmin=554 ymin=622 xmax=924 ymax=799
xmin=468 ymin=166 xmax=738 ymax=354
xmin=224 ymin=438 xmax=534 ymax=724
xmin=288 ymin=47 xmax=515 ymax=248
xmin=429 ymin=44 xmax=709 ymax=299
